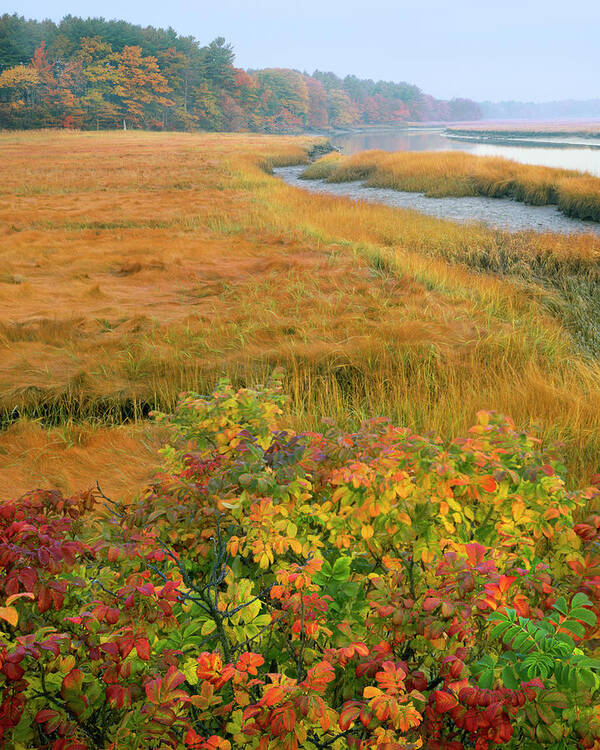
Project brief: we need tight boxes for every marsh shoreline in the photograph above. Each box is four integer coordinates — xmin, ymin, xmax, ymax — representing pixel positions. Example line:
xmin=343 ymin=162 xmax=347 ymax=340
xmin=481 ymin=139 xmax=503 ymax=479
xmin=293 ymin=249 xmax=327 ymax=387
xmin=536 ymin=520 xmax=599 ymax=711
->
xmin=274 ymin=165 xmax=600 ymax=235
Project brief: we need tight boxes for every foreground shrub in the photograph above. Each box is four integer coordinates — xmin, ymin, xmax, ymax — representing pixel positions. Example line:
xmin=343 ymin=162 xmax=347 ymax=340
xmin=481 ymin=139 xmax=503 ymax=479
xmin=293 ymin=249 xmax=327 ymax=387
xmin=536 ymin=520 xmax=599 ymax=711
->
xmin=1 ymin=376 xmax=600 ymax=748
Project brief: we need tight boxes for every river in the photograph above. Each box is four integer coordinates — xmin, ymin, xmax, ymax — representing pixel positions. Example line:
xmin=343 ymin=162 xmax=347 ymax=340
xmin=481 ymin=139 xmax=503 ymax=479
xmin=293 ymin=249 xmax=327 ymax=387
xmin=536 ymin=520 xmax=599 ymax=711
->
xmin=331 ymin=128 xmax=600 ymax=176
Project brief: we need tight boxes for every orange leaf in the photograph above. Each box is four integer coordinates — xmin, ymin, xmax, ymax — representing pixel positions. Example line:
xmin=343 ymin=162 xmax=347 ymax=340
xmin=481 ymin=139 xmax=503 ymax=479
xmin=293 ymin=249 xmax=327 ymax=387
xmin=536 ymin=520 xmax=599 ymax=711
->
xmin=0 ymin=606 xmax=18 ymax=627
xmin=264 ymin=686 xmax=286 ymax=706
xmin=479 ymin=476 xmax=497 ymax=493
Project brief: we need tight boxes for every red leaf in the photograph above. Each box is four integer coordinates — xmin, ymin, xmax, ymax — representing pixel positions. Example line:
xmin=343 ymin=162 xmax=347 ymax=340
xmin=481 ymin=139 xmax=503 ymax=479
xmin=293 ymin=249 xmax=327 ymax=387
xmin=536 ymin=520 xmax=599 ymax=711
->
xmin=423 ymin=597 xmax=441 ymax=612
xmin=264 ymin=686 xmax=285 ymax=706
xmin=105 ymin=607 xmax=120 ymax=625
xmin=282 ymin=707 xmax=296 ymax=732
xmin=339 ymin=701 xmax=362 ymax=730
xmin=135 ymin=637 xmax=151 ymax=661
xmin=35 ymin=709 xmax=59 ymax=723
xmin=61 ymin=668 xmax=84 ymax=699
xmin=2 ymin=662 xmax=24 ymax=680
xmin=359 ymin=704 xmax=376 ymax=729
xmin=434 ymin=690 xmax=458 ymax=713
xmin=106 ymin=684 xmax=131 ymax=709
xmin=145 ymin=677 xmax=162 ymax=704
xmin=18 ymin=567 xmax=37 ymax=589
xmin=118 ymin=635 xmax=134 ymax=659
xmin=38 ymin=586 xmax=52 ymax=613
xmin=163 ymin=665 xmax=186 ymax=693
xmin=465 ymin=543 xmax=487 ymax=566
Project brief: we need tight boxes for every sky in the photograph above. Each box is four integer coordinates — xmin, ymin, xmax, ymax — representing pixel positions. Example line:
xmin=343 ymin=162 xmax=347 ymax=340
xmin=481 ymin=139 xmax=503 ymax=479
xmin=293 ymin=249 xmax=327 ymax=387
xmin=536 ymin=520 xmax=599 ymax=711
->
xmin=10 ymin=0 xmax=600 ymax=102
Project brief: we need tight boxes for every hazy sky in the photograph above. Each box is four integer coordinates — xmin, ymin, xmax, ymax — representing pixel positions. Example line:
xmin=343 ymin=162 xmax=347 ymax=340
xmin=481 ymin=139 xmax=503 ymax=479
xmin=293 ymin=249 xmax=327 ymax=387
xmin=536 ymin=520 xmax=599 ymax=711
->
xmin=11 ymin=0 xmax=600 ymax=102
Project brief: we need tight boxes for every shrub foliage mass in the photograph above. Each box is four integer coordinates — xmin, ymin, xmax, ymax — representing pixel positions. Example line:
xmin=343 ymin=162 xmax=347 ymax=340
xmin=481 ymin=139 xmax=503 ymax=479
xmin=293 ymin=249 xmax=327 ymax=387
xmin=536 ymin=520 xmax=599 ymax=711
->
xmin=1 ymin=376 xmax=600 ymax=749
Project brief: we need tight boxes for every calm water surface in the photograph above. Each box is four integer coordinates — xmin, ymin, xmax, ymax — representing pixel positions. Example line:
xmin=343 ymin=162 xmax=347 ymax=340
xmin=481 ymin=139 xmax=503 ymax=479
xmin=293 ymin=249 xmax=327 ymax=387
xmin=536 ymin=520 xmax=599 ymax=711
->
xmin=332 ymin=129 xmax=600 ymax=176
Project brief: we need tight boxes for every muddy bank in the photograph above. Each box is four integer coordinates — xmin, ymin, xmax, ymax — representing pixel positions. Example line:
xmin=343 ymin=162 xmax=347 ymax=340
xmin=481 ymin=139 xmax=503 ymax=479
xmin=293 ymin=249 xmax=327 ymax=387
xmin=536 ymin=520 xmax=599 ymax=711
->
xmin=274 ymin=165 xmax=600 ymax=236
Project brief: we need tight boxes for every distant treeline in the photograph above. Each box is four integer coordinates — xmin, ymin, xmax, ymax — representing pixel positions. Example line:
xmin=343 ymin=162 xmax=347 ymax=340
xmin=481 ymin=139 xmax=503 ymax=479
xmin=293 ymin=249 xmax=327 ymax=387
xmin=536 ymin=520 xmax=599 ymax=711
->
xmin=0 ymin=14 xmax=482 ymax=132
xmin=481 ymin=99 xmax=600 ymax=121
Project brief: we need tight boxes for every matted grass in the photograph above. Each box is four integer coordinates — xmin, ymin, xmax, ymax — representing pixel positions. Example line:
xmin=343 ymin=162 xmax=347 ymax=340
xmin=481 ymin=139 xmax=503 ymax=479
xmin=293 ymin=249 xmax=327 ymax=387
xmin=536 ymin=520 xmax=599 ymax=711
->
xmin=2 ymin=130 xmax=600 ymax=494
xmin=0 ymin=420 xmax=162 ymax=502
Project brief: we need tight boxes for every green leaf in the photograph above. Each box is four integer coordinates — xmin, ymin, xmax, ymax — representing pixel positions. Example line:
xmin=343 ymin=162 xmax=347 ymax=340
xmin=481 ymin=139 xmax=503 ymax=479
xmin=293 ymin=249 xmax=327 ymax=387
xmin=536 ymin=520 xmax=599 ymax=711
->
xmin=332 ymin=557 xmax=351 ymax=581
xmin=572 ymin=655 xmax=600 ymax=670
xmin=478 ymin=669 xmax=494 ymax=689
xmin=571 ymin=592 xmax=592 ymax=609
xmin=561 ymin=620 xmax=585 ymax=639
xmin=501 ymin=664 xmax=520 ymax=689
xmin=490 ymin=622 xmax=511 ymax=640
xmin=552 ymin=596 xmax=568 ymax=615
xmin=547 ymin=721 xmax=566 ymax=742
xmin=579 ymin=668 xmax=598 ymax=689
xmin=569 ymin=607 xmax=596 ymax=627
xmin=540 ymin=689 xmax=568 ymax=709
xmin=200 ymin=620 xmax=217 ymax=636
xmin=553 ymin=632 xmax=575 ymax=649
xmin=320 ymin=560 xmax=333 ymax=577
xmin=478 ymin=654 xmax=495 ymax=669
xmin=536 ymin=704 xmax=555 ymax=725
xmin=555 ymin=661 xmax=569 ymax=687
xmin=505 ymin=625 xmax=520 ymax=642
xmin=513 ymin=631 xmax=532 ymax=652
xmin=568 ymin=666 xmax=580 ymax=691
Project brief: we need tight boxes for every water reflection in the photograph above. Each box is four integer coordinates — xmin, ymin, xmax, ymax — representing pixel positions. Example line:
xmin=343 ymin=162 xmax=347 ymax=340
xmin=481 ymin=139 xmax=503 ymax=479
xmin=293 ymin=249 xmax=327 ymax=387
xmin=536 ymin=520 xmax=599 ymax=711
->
xmin=332 ymin=129 xmax=600 ymax=176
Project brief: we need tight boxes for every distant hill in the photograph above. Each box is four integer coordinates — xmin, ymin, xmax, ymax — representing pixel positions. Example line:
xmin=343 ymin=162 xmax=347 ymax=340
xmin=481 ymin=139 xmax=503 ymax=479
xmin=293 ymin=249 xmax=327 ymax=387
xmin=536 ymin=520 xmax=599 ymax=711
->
xmin=0 ymin=13 xmax=481 ymax=132
xmin=481 ymin=99 xmax=600 ymax=121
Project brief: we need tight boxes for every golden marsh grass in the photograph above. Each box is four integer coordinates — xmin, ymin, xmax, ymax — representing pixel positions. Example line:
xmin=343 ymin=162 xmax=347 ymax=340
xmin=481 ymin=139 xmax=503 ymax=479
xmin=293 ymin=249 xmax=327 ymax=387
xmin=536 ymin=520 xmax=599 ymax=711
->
xmin=1 ymin=130 xmax=600 ymax=495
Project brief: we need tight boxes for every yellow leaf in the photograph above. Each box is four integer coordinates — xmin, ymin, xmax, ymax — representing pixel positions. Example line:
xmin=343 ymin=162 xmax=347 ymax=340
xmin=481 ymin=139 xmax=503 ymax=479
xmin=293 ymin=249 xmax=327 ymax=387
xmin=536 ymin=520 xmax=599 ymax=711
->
xmin=363 ymin=686 xmax=381 ymax=699
xmin=512 ymin=500 xmax=526 ymax=522
xmin=182 ymin=658 xmax=199 ymax=685
xmin=361 ymin=525 xmax=374 ymax=540
xmin=60 ymin=655 xmax=76 ymax=674
xmin=0 ymin=606 xmax=18 ymax=627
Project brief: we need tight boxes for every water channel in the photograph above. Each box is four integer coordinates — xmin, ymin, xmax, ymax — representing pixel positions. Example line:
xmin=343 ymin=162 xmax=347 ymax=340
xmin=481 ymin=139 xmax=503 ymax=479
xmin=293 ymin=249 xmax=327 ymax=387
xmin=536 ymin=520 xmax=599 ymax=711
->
xmin=332 ymin=128 xmax=600 ymax=176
